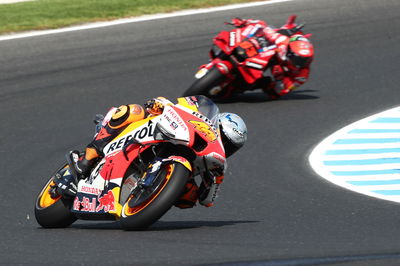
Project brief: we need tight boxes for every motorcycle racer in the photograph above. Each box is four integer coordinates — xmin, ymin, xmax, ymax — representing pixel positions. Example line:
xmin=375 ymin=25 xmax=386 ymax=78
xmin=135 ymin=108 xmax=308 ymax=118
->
xmin=214 ymin=15 xmax=314 ymax=99
xmin=54 ymin=97 xmax=247 ymax=209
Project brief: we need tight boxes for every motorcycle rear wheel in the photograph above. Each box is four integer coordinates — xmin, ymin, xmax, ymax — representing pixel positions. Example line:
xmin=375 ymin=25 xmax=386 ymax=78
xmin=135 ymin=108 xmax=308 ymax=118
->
xmin=182 ymin=67 xmax=226 ymax=98
xmin=120 ymin=162 xmax=190 ymax=230
xmin=34 ymin=166 xmax=77 ymax=228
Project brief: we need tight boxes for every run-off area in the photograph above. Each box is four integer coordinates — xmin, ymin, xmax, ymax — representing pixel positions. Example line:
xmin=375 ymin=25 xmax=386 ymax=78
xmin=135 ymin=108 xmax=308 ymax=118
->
xmin=309 ymin=107 xmax=400 ymax=203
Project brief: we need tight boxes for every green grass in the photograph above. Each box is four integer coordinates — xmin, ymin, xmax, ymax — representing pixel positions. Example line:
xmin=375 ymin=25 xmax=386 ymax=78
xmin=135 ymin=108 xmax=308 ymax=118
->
xmin=0 ymin=0 xmax=262 ymax=34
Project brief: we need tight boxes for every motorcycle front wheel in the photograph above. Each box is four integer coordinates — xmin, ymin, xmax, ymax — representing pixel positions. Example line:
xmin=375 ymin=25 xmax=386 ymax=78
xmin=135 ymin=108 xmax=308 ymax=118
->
xmin=120 ymin=162 xmax=190 ymax=230
xmin=34 ymin=165 xmax=77 ymax=228
xmin=182 ymin=66 xmax=227 ymax=98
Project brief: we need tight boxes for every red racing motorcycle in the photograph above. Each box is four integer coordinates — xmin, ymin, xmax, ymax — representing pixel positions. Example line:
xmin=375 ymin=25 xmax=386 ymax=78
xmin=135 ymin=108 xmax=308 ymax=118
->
xmin=35 ymin=96 xmax=226 ymax=230
xmin=183 ymin=15 xmax=307 ymax=99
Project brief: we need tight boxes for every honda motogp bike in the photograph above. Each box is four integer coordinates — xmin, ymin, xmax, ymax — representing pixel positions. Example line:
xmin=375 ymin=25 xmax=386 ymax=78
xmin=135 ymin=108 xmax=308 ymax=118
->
xmin=182 ymin=15 xmax=306 ymax=99
xmin=35 ymin=96 xmax=226 ymax=230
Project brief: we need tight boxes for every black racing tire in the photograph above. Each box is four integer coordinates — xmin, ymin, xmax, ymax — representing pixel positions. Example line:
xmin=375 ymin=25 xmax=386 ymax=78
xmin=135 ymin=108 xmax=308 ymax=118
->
xmin=34 ymin=170 xmax=77 ymax=228
xmin=183 ymin=67 xmax=227 ymax=98
xmin=120 ymin=162 xmax=190 ymax=231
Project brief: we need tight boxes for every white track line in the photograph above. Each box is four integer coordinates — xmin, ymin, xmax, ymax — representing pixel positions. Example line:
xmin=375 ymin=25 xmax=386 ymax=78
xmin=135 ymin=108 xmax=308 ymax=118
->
xmin=0 ymin=0 xmax=291 ymax=41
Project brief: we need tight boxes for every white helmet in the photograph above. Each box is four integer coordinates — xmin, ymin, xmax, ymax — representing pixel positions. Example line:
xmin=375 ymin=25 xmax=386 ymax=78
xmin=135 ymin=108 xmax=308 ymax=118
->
xmin=218 ymin=113 xmax=247 ymax=157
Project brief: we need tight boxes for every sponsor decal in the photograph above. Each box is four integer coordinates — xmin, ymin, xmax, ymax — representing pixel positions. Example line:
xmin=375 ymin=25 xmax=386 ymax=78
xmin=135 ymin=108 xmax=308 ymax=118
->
xmin=163 ymin=113 xmax=179 ymax=130
xmin=79 ymin=186 xmax=103 ymax=195
xmin=241 ymin=25 xmax=253 ymax=37
xmin=235 ymin=29 xmax=241 ymax=43
xmin=247 ymin=24 xmax=262 ymax=37
xmin=229 ymin=31 xmax=236 ymax=46
xmin=189 ymin=120 xmax=217 ymax=142
xmin=226 ymin=114 xmax=238 ymax=126
xmin=250 ymin=57 xmax=268 ymax=65
xmin=171 ymin=121 xmax=178 ymax=130
xmin=166 ymin=108 xmax=187 ymax=131
xmin=266 ymin=44 xmax=277 ymax=50
xmin=73 ymin=196 xmax=97 ymax=212
xmin=106 ymin=121 xmax=154 ymax=153
xmin=210 ymin=184 xmax=220 ymax=202
xmin=233 ymin=127 xmax=245 ymax=137
xmin=299 ymin=49 xmax=311 ymax=56
xmin=191 ymin=112 xmax=218 ymax=131
xmin=73 ymin=188 xmax=116 ymax=212
xmin=96 ymin=190 xmax=116 ymax=212
xmin=259 ymin=50 xmax=275 ymax=58
xmin=276 ymin=35 xmax=288 ymax=44
xmin=245 ymin=61 xmax=263 ymax=69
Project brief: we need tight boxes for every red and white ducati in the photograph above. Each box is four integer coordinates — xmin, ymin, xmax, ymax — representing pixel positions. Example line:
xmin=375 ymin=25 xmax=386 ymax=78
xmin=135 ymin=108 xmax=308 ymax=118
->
xmin=183 ymin=15 xmax=306 ymax=99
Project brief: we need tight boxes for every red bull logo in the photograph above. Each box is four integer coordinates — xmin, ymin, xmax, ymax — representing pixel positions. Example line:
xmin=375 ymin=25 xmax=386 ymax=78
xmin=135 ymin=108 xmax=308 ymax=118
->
xmin=73 ymin=196 xmax=96 ymax=212
xmin=96 ymin=190 xmax=116 ymax=212
xmin=72 ymin=190 xmax=117 ymax=213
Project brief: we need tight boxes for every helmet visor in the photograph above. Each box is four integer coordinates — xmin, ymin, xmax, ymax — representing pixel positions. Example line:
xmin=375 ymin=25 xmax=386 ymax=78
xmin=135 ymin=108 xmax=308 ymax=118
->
xmin=220 ymin=128 xmax=240 ymax=158
xmin=287 ymin=50 xmax=312 ymax=68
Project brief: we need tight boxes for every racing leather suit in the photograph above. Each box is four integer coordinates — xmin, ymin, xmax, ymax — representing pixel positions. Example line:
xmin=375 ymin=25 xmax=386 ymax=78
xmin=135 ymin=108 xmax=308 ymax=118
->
xmin=232 ymin=19 xmax=311 ymax=99
xmin=73 ymin=97 xmax=224 ymax=208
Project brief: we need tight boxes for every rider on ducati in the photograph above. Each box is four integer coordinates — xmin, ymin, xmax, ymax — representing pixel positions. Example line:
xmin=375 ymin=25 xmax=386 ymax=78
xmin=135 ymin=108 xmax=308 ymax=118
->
xmin=54 ymin=97 xmax=247 ymax=209
xmin=228 ymin=16 xmax=314 ymax=99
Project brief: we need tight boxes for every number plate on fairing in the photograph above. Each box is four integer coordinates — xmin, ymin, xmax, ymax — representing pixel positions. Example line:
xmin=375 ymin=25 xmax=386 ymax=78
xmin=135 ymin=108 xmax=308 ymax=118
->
xmin=195 ymin=68 xmax=208 ymax=79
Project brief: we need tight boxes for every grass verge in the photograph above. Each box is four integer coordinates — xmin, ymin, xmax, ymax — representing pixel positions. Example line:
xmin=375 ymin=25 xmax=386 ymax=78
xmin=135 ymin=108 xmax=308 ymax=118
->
xmin=0 ymin=0 xmax=263 ymax=34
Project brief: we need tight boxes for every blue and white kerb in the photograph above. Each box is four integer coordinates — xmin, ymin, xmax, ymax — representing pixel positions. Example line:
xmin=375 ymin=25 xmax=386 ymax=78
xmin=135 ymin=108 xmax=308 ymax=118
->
xmin=309 ymin=106 xmax=400 ymax=203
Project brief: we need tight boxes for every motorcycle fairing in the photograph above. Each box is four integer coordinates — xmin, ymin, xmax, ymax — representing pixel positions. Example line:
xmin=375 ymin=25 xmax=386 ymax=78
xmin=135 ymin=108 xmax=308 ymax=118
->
xmin=71 ymin=96 xmax=225 ymax=218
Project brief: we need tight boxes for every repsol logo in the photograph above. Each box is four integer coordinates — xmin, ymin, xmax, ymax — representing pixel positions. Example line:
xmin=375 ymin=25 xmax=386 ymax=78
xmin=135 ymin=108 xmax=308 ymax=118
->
xmin=191 ymin=112 xmax=217 ymax=131
xmin=106 ymin=121 xmax=154 ymax=154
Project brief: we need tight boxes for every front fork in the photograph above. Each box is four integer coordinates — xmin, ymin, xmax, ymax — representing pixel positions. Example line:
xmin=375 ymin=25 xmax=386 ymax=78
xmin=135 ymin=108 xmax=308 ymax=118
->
xmin=139 ymin=156 xmax=193 ymax=188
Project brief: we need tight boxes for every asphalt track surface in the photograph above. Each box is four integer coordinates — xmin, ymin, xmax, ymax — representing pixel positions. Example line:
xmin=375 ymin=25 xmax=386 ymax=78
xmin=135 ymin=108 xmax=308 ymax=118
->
xmin=1 ymin=0 xmax=400 ymax=265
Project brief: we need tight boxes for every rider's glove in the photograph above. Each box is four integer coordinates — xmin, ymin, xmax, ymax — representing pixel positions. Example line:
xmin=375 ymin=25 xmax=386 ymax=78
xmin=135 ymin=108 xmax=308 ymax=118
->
xmin=145 ymin=98 xmax=165 ymax=116
xmin=230 ymin=18 xmax=247 ymax=28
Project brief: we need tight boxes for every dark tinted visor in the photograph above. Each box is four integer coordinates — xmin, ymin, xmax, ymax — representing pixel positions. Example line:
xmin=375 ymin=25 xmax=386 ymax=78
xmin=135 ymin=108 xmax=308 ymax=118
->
xmin=287 ymin=48 xmax=312 ymax=68
xmin=221 ymin=129 xmax=240 ymax=158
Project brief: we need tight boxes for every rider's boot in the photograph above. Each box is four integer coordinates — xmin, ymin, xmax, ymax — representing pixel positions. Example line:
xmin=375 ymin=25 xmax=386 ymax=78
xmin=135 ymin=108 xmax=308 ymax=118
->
xmin=54 ymin=147 xmax=100 ymax=198
xmin=72 ymin=147 xmax=100 ymax=177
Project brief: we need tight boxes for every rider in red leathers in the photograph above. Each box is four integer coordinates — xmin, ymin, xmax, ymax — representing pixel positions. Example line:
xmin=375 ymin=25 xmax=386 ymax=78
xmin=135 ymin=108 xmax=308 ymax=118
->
xmin=225 ymin=16 xmax=314 ymax=99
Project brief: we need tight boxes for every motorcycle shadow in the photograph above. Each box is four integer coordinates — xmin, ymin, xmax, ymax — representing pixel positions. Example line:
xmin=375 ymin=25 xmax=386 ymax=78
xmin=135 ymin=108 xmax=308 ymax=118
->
xmin=215 ymin=90 xmax=319 ymax=104
xmin=150 ymin=220 xmax=259 ymax=231
xmin=71 ymin=220 xmax=258 ymax=231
